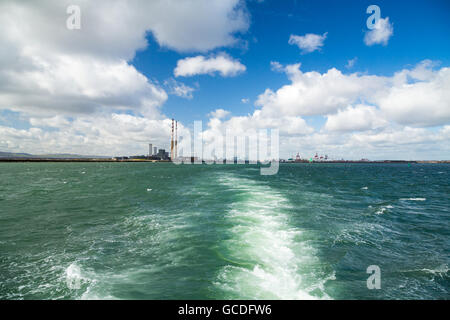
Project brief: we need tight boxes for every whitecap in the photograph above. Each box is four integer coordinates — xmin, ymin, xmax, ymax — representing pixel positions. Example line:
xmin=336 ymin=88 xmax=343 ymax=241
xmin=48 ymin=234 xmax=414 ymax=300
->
xmin=375 ymin=205 xmax=393 ymax=215
xmin=65 ymin=263 xmax=83 ymax=290
xmin=420 ymin=265 xmax=449 ymax=277
xmin=400 ymin=198 xmax=426 ymax=201
xmin=65 ymin=262 xmax=101 ymax=299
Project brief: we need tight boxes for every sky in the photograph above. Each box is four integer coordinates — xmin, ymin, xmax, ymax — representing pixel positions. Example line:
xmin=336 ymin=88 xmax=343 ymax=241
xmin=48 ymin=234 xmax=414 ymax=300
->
xmin=0 ymin=0 xmax=449 ymax=160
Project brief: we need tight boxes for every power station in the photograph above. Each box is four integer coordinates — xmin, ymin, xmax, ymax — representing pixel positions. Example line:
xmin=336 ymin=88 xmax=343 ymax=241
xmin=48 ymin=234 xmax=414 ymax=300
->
xmin=145 ymin=118 xmax=178 ymax=161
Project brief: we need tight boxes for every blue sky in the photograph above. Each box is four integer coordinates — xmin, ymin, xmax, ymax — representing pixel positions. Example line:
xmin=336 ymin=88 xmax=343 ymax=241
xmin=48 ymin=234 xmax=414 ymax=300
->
xmin=0 ymin=0 xmax=449 ymax=159
xmin=132 ymin=0 xmax=450 ymax=126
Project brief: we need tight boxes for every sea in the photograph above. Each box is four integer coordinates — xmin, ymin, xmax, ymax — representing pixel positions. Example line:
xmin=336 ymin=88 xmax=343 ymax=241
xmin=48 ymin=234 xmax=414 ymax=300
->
xmin=0 ymin=162 xmax=448 ymax=299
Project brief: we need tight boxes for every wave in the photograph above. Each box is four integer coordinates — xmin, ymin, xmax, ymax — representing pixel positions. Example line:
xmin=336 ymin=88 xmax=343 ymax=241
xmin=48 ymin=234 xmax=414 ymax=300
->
xmin=398 ymin=264 xmax=449 ymax=280
xmin=65 ymin=262 xmax=110 ymax=300
xmin=213 ymin=174 xmax=331 ymax=300
xmin=375 ymin=205 xmax=394 ymax=215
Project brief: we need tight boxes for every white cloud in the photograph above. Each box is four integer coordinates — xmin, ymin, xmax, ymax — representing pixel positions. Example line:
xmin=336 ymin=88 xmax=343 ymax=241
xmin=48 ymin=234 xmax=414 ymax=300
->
xmin=279 ymin=125 xmax=450 ymax=160
xmin=200 ymin=109 xmax=313 ymax=160
xmin=257 ymin=62 xmax=387 ymax=116
xmin=208 ymin=109 xmax=230 ymax=119
xmin=241 ymin=98 xmax=250 ymax=104
xmin=346 ymin=57 xmax=357 ymax=69
xmin=364 ymin=17 xmax=393 ymax=46
xmin=0 ymin=55 xmax=167 ymax=116
xmin=174 ymin=53 xmax=246 ymax=77
xmin=0 ymin=0 xmax=249 ymax=58
xmin=0 ymin=0 xmax=250 ymax=116
xmin=0 ymin=0 xmax=251 ymax=155
xmin=29 ymin=116 xmax=71 ymax=128
xmin=325 ymin=105 xmax=387 ymax=132
xmin=143 ymin=0 xmax=249 ymax=52
xmin=208 ymin=60 xmax=450 ymax=159
xmin=164 ymin=78 xmax=196 ymax=99
xmin=0 ymin=114 xmax=185 ymax=156
xmin=203 ymin=103 xmax=314 ymax=155
xmin=270 ymin=61 xmax=284 ymax=72
xmin=288 ymin=32 xmax=327 ymax=54
xmin=257 ymin=61 xmax=450 ymax=127
xmin=378 ymin=66 xmax=450 ymax=126
xmin=0 ymin=1 xmax=448 ymax=160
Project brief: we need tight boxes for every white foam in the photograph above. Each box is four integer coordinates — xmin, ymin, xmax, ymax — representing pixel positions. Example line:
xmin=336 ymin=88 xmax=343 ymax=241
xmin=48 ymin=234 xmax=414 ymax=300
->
xmin=361 ymin=186 xmax=368 ymax=190
xmin=420 ymin=265 xmax=449 ymax=277
xmin=65 ymin=263 xmax=83 ymax=290
xmin=146 ymin=188 xmax=152 ymax=192
xmin=215 ymin=174 xmax=331 ymax=300
xmin=65 ymin=262 xmax=106 ymax=300
xmin=400 ymin=198 xmax=426 ymax=201
xmin=375 ymin=205 xmax=393 ymax=215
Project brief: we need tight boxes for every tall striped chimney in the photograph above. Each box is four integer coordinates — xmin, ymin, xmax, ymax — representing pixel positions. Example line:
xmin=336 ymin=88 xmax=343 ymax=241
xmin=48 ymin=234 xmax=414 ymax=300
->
xmin=175 ymin=121 xmax=178 ymax=160
xmin=170 ymin=118 xmax=174 ymax=160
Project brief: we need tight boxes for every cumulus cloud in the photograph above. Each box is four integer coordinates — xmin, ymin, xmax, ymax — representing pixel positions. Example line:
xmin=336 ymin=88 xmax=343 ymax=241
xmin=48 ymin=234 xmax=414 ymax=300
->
xmin=144 ymin=0 xmax=249 ymax=52
xmin=0 ymin=114 xmax=184 ymax=156
xmin=29 ymin=116 xmax=71 ymax=128
xmin=204 ymin=92 xmax=315 ymax=140
xmin=164 ymin=78 xmax=196 ymax=99
xmin=256 ymin=62 xmax=387 ymax=116
xmin=288 ymin=32 xmax=327 ymax=54
xmin=200 ymin=109 xmax=313 ymax=161
xmin=378 ymin=66 xmax=450 ymax=126
xmin=364 ymin=17 xmax=393 ymax=46
xmin=0 ymin=1 xmax=448 ymax=160
xmin=0 ymin=0 xmax=249 ymax=116
xmin=0 ymin=55 xmax=167 ymax=116
xmin=325 ymin=105 xmax=387 ymax=132
xmin=208 ymin=109 xmax=230 ymax=119
xmin=202 ymin=60 xmax=450 ymax=159
xmin=256 ymin=61 xmax=450 ymax=127
xmin=8 ymin=0 xmax=248 ymax=56
xmin=280 ymin=125 xmax=450 ymax=160
xmin=174 ymin=53 xmax=246 ymax=77
xmin=0 ymin=0 xmax=250 ymax=155
xmin=241 ymin=98 xmax=250 ymax=104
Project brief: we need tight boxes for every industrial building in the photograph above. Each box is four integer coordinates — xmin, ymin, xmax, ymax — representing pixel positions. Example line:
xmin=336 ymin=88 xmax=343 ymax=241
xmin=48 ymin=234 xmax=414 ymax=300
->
xmin=146 ymin=119 xmax=178 ymax=161
xmin=124 ymin=118 xmax=179 ymax=161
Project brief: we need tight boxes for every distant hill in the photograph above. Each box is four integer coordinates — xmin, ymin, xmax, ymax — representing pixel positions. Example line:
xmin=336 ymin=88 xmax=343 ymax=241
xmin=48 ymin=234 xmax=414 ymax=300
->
xmin=0 ymin=151 xmax=110 ymax=159
xmin=0 ymin=151 xmax=35 ymax=158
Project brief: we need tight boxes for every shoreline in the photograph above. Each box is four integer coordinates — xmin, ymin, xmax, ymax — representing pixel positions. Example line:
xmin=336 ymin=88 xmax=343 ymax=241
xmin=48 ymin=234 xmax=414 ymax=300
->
xmin=0 ymin=158 xmax=449 ymax=164
xmin=0 ymin=158 xmax=166 ymax=163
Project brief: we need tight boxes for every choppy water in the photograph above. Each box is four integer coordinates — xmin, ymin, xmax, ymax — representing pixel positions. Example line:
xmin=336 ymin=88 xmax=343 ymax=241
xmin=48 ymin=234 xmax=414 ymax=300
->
xmin=0 ymin=163 xmax=448 ymax=299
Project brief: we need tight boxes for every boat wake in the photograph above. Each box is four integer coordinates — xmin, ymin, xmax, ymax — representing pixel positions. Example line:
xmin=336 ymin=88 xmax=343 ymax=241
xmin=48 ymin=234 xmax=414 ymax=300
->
xmin=213 ymin=174 xmax=332 ymax=299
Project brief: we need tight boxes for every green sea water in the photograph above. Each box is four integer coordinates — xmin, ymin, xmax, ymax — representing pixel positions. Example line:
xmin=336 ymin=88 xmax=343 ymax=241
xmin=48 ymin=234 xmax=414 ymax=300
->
xmin=0 ymin=162 xmax=448 ymax=299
